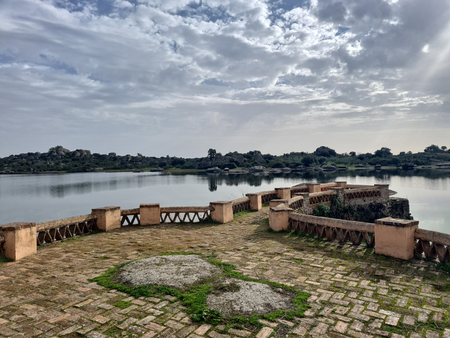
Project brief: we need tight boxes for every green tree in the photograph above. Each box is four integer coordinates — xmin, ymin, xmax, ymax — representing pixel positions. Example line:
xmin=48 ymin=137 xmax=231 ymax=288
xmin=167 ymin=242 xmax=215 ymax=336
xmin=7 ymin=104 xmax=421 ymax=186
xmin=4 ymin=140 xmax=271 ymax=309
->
xmin=374 ymin=147 xmax=392 ymax=157
xmin=301 ymin=156 xmax=315 ymax=167
xmin=314 ymin=146 xmax=337 ymax=157
xmin=207 ymin=148 xmax=217 ymax=161
xmin=424 ymin=145 xmax=441 ymax=153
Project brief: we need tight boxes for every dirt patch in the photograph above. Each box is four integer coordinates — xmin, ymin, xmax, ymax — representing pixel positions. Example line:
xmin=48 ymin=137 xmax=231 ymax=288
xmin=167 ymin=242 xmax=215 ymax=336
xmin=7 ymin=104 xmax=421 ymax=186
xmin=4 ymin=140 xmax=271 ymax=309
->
xmin=112 ymin=255 xmax=221 ymax=288
xmin=207 ymin=278 xmax=294 ymax=316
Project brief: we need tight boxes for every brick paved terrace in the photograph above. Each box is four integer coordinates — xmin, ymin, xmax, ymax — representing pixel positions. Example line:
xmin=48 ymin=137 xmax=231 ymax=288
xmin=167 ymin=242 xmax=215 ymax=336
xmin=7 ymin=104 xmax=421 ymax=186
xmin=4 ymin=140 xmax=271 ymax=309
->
xmin=1 ymin=208 xmax=450 ymax=338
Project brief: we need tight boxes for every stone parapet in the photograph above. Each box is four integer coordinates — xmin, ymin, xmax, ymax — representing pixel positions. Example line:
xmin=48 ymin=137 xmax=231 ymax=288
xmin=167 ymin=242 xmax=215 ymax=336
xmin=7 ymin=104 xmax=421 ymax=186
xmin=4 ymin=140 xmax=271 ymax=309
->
xmin=269 ymin=205 xmax=293 ymax=231
xmin=275 ymin=187 xmax=291 ymax=200
xmin=308 ymin=184 xmax=321 ymax=193
xmin=140 ymin=204 xmax=161 ymax=225
xmin=91 ymin=206 xmax=121 ymax=231
xmin=210 ymin=201 xmax=233 ymax=223
xmin=246 ymin=193 xmax=262 ymax=211
xmin=375 ymin=217 xmax=419 ymax=260
xmin=0 ymin=222 xmax=37 ymax=261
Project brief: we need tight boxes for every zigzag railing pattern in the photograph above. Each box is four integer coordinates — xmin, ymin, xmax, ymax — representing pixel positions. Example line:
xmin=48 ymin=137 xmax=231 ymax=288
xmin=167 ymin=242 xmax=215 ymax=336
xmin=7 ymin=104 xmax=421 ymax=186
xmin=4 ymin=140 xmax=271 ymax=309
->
xmin=121 ymin=208 xmax=140 ymax=226
xmin=290 ymin=186 xmax=308 ymax=198
xmin=160 ymin=207 xmax=211 ymax=223
xmin=414 ymin=229 xmax=450 ymax=263
xmin=344 ymin=188 xmax=381 ymax=201
xmin=288 ymin=197 xmax=304 ymax=210
xmin=289 ymin=213 xmax=375 ymax=247
xmin=232 ymin=197 xmax=251 ymax=214
xmin=309 ymin=191 xmax=336 ymax=206
xmin=261 ymin=192 xmax=278 ymax=204
xmin=36 ymin=215 xmax=98 ymax=246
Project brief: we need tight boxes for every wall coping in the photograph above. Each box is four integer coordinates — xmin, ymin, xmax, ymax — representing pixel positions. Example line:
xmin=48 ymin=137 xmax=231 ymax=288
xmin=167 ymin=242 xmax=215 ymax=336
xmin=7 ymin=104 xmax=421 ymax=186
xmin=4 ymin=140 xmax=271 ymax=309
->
xmin=0 ymin=222 xmax=36 ymax=231
xmin=375 ymin=217 xmax=419 ymax=228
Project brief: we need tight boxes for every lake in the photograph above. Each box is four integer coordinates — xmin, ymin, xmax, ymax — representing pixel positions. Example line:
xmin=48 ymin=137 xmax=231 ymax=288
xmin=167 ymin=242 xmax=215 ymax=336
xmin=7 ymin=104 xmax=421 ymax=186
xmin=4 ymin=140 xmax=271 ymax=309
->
xmin=0 ymin=170 xmax=449 ymax=234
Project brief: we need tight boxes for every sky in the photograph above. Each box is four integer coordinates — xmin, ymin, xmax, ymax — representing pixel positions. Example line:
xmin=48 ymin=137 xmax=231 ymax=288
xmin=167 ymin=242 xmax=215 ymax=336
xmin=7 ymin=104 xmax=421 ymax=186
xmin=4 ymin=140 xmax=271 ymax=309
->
xmin=1 ymin=0 xmax=449 ymax=158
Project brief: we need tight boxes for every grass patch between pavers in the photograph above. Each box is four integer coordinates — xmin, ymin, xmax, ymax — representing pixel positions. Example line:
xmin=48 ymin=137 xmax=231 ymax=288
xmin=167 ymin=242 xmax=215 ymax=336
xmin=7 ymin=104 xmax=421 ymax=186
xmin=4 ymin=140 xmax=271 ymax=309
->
xmin=234 ymin=209 xmax=256 ymax=217
xmin=0 ymin=256 xmax=13 ymax=264
xmin=113 ymin=300 xmax=133 ymax=308
xmin=382 ymin=319 xmax=450 ymax=335
xmin=90 ymin=253 xmax=310 ymax=327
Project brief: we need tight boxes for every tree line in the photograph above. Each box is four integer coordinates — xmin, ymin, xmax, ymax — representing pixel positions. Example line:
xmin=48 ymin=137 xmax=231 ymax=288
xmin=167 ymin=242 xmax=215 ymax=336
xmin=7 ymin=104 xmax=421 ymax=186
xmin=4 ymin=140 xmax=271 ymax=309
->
xmin=1 ymin=144 xmax=449 ymax=174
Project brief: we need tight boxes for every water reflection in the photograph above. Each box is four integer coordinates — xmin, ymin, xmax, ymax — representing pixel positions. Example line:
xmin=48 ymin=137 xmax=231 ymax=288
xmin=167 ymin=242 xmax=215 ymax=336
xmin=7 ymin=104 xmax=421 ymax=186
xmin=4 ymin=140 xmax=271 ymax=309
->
xmin=0 ymin=170 xmax=449 ymax=234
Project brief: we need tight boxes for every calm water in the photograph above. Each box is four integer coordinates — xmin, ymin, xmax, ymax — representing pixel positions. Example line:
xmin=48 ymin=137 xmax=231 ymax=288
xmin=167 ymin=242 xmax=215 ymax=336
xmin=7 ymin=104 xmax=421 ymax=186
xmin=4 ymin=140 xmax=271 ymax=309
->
xmin=0 ymin=170 xmax=449 ymax=234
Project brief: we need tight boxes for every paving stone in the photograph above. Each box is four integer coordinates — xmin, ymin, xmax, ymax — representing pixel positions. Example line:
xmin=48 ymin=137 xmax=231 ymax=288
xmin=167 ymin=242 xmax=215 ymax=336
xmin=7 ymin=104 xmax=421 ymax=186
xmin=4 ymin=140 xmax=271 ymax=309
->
xmin=193 ymin=324 xmax=212 ymax=335
xmin=2 ymin=210 xmax=450 ymax=338
xmin=334 ymin=321 xmax=348 ymax=333
xmin=255 ymin=327 xmax=273 ymax=338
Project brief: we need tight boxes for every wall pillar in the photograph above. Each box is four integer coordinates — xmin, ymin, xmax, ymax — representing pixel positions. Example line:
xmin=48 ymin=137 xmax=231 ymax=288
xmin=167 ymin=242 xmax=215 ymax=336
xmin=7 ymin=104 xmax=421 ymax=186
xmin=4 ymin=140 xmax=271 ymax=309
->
xmin=374 ymin=217 xmax=419 ymax=260
xmin=0 ymin=222 xmax=37 ymax=261
xmin=335 ymin=181 xmax=347 ymax=188
xmin=275 ymin=187 xmax=291 ymax=199
xmin=246 ymin=194 xmax=262 ymax=211
xmin=91 ymin=206 xmax=121 ymax=232
xmin=269 ymin=205 xmax=293 ymax=231
xmin=140 ymin=204 xmax=161 ymax=225
xmin=210 ymin=201 xmax=233 ymax=223
xmin=269 ymin=199 xmax=288 ymax=208
xmin=308 ymin=183 xmax=321 ymax=193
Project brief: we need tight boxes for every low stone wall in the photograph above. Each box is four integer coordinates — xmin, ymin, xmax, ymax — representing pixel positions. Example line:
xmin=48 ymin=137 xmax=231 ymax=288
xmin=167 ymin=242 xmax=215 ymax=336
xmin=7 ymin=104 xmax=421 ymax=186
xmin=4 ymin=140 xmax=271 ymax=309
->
xmin=1 ymin=181 xmax=445 ymax=263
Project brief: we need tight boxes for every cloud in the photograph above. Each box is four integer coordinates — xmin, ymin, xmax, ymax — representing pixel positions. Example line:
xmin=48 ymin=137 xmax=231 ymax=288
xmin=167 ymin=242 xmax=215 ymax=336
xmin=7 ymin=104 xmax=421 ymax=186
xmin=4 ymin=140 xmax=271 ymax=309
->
xmin=0 ymin=0 xmax=449 ymax=157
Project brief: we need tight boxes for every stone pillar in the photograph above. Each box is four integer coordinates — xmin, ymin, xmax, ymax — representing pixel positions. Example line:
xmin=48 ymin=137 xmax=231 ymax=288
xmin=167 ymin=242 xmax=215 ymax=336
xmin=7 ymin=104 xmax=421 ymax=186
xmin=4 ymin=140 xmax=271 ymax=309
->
xmin=140 ymin=204 xmax=161 ymax=225
xmin=335 ymin=181 xmax=347 ymax=188
xmin=0 ymin=222 xmax=37 ymax=261
xmin=210 ymin=201 xmax=233 ymax=223
xmin=375 ymin=184 xmax=389 ymax=202
xmin=374 ymin=217 xmax=419 ymax=260
xmin=246 ymin=194 xmax=262 ymax=211
xmin=275 ymin=187 xmax=291 ymax=199
xmin=91 ymin=206 xmax=121 ymax=232
xmin=308 ymin=183 xmax=321 ymax=193
xmin=269 ymin=205 xmax=293 ymax=231
xmin=297 ymin=193 xmax=312 ymax=215
xmin=269 ymin=199 xmax=288 ymax=208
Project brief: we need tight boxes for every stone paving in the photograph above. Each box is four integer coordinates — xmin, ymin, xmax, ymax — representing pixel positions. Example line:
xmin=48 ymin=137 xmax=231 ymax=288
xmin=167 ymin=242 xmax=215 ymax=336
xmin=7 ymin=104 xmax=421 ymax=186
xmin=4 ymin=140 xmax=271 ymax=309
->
xmin=1 ymin=208 xmax=450 ymax=338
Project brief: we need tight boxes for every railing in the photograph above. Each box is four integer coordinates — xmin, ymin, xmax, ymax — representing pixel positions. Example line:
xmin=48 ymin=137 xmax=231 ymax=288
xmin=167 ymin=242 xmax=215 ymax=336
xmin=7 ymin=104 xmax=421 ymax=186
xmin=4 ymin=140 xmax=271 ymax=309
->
xmin=290 ymin=185 xmax=308 ymax=197
xmin=261 ymin=191 xmax=278 ymax=204
xmin=160 ymin=207 xmax=211 ymax=223
xmin=414 ymin=229 xmax=450 ymax=263
xmin=288 ymin=196 xmax=304 ymax=209
xmin=121 ymin=208 xmax=140 ymax=226
xmin=309 ymin=191 xmax=336 ymax=206
xmin=0 ymin=234 xmax=5 ymax=257
xmin=232 ymin=197 xmax=250 ymax=214
xmin=344 ymin=187 xmax=382 ymax=202
xmin=36 ymin=215 xmax=98 ymax=246
xmin=289 ymin=213 xmax=375 ymax=247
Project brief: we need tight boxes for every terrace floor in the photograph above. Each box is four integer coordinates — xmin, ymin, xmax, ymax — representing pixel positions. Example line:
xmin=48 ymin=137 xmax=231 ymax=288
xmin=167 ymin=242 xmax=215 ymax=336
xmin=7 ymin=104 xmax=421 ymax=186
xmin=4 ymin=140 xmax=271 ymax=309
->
xmin=1 ymin=208 xmax=450 ymax=338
